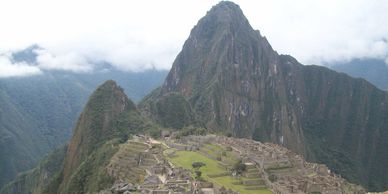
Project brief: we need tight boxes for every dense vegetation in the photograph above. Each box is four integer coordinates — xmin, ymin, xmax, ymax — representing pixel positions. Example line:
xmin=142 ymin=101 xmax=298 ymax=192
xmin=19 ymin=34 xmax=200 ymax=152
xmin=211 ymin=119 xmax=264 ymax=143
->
xmin=57 ymin=80 xmax=159 ymax=194
xmin=141 ymin=92 xmax=195 ymax=129
xmin=0 ymin=84 xmax=54 ymax=188
xmin=0 ymin=145 xmax=67 ymax=194
xmin=1 ymin=80 xmax=161 ymax=194
xmin=0 ymin=69 xmax=167 ymax=188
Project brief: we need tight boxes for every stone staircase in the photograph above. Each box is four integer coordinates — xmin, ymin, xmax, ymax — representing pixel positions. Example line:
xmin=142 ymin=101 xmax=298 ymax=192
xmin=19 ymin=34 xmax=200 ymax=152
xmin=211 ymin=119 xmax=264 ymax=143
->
xmin=242 ymin=163 xmax=267 ymax=190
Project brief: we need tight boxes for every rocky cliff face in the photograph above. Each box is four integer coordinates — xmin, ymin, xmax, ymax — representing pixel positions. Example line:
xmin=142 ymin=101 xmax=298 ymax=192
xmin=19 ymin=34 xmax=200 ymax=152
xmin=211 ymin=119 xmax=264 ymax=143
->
xmin=161 ymin=2 xmax=307 ymax=154
xmin=148 ymin=1 xmax=388 ymax=190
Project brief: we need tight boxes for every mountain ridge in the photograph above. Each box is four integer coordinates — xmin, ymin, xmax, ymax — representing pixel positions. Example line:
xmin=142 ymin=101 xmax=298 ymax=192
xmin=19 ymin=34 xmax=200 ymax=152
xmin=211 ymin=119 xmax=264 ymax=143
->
xmin=61 ymin=80 xmax=133 ymax=185
xmin=331 ymin=58 xmax=388 ymax=91
xmin=143 ymin=1 xmax=388 ymax=190
xmin=1 ymin=1 xmax=387 ymax=192
xmin=57 ymin=80 xmax=156 ymax=193
xmin=0 ymin=69 xmax=167 ymax=188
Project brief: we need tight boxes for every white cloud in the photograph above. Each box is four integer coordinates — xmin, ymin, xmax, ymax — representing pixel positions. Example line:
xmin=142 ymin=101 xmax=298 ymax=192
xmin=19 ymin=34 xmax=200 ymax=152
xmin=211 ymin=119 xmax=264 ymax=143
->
xmin=0 ymin=56 xmax=42 ymax=78
xmin=91 ymin=37 xmax=180 ymax=72
xmin=35 ymin=49 xmax=93 ymax=72
xmin=0 ymin=0 xmax=215 ymax=72
xmin=0 ymin=0 xmax=387 ymax=72
xmin=239 ymin=0 xmax=388 ymax=65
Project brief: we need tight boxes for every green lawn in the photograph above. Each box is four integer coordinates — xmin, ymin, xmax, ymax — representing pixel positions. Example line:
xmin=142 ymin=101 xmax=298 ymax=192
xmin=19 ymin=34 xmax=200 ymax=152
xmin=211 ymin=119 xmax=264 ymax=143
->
xmin=167 ymin=150 xmax=273 ymax=194
xmin=200 ymin=143 xmax=238 ymax=165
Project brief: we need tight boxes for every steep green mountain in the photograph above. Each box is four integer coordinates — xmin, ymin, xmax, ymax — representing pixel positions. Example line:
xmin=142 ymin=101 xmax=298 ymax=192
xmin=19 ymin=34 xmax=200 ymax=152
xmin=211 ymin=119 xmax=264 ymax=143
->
xmin=58 ymin=80 xmax=153 ymax=194
xmin=142 ymin=1 xmax=388 ymax=191
xmin=1 ymin=80 xmax=158 ymax=194
xmin=331 ymin=58 xmax=388 ymax=91
xmin=0 ymin=84 xmax=53 ymax=188
xmin=0 ymin=69 xmax=167 ymax=188
xmin=0 ymin=146 xmax=67 ymax=194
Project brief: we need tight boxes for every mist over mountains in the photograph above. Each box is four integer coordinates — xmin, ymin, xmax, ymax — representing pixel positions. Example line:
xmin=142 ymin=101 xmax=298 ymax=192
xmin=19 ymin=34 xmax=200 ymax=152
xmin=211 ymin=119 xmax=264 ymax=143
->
xmin=0 ymin=1 xmax=387 ymax=193
xmin=0 ymin=47 xmax=167 ymax=187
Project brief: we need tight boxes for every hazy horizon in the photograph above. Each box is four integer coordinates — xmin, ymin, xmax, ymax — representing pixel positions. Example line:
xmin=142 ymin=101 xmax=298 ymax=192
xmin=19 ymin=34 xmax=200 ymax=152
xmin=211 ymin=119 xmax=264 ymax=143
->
xmin=0 ymin=0 xmax=387 ymax=77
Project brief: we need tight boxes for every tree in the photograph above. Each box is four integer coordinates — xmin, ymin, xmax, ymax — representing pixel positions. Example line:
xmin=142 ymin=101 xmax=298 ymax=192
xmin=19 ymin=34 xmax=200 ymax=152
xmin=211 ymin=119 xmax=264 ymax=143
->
xmin=192 ymin=162 xmax=206 ymax=170
xmin=232 ymin=160 xmax=246 ymax=175
xmin=192 ymin=162 xmax=206 ymax=180
xmin=195 ymin=170 xmax=202 ymax=179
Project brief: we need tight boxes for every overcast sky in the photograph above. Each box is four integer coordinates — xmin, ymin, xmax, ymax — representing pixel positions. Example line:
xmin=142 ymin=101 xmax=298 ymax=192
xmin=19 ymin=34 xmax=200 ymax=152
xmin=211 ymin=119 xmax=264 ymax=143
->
xmin=0 ymin=0 xmax=387 ymax=77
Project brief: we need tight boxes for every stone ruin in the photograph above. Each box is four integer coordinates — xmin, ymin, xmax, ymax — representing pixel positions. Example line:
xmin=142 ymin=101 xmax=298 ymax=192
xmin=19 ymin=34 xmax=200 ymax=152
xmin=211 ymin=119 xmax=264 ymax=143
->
xmin=207 ymin=135 xmax=366 ymax=194
xmin=100 ymin=135 xmax=365 ymax=194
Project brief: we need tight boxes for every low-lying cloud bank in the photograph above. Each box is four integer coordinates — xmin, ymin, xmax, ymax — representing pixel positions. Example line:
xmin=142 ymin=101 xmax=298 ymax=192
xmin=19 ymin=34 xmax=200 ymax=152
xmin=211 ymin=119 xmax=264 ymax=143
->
xmin=1 ymin=0 xmax=388 ymax=77
xmin=0 ymin=56 xmax=42 ymax=78
xmin=0 ymin=42 xmax=176 ymax=78
xmin=35 ymin=49 xmax=94 ymax=73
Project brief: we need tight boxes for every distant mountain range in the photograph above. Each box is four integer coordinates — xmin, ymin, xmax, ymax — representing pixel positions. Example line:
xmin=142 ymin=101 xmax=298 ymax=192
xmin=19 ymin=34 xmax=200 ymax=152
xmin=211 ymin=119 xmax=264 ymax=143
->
xmin=330 ymin=58 xmax=388 ymax=91
xmin=0 ymin=46 xmax=167 ymax=187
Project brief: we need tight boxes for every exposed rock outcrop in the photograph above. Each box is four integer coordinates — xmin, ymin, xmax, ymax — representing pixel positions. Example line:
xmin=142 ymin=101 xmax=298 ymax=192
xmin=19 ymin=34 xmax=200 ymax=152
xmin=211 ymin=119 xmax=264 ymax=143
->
xmin=143 ymin=1 xmax=388 ymax=190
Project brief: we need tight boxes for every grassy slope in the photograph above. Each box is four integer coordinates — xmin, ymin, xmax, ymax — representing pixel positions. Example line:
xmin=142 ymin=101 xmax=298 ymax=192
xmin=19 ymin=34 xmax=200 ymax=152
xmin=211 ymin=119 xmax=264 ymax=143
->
xmin=168 ymin=150 xmax=272 ymax=194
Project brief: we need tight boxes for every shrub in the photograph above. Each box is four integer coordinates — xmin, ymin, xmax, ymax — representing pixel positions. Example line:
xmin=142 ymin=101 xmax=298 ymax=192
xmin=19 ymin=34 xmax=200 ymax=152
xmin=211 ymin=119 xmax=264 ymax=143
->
xmin=269 ymin=174 xmax=277 ymax=182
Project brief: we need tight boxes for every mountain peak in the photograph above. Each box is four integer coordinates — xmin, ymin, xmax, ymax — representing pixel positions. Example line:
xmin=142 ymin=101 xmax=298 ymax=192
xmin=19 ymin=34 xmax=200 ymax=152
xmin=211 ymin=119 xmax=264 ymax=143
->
xmin=11 ymin=44 xmax=42 ymax=64
xmin=208 ymin=1 xmax=243 ymax=17
xmin=91 ymin=80 xmax=136 ymax=111
xmin=191 ymin=1 xmax=252 ymax=39
xmin=151 ymin=2 xmax=388 ymax=190
xmin=61 ymin=80 xmax=135 ymax=186
xmin=98 ymin=79 xmax=119 ymax=90
xmin=162 ymin=1 xmax=275 ymax=95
